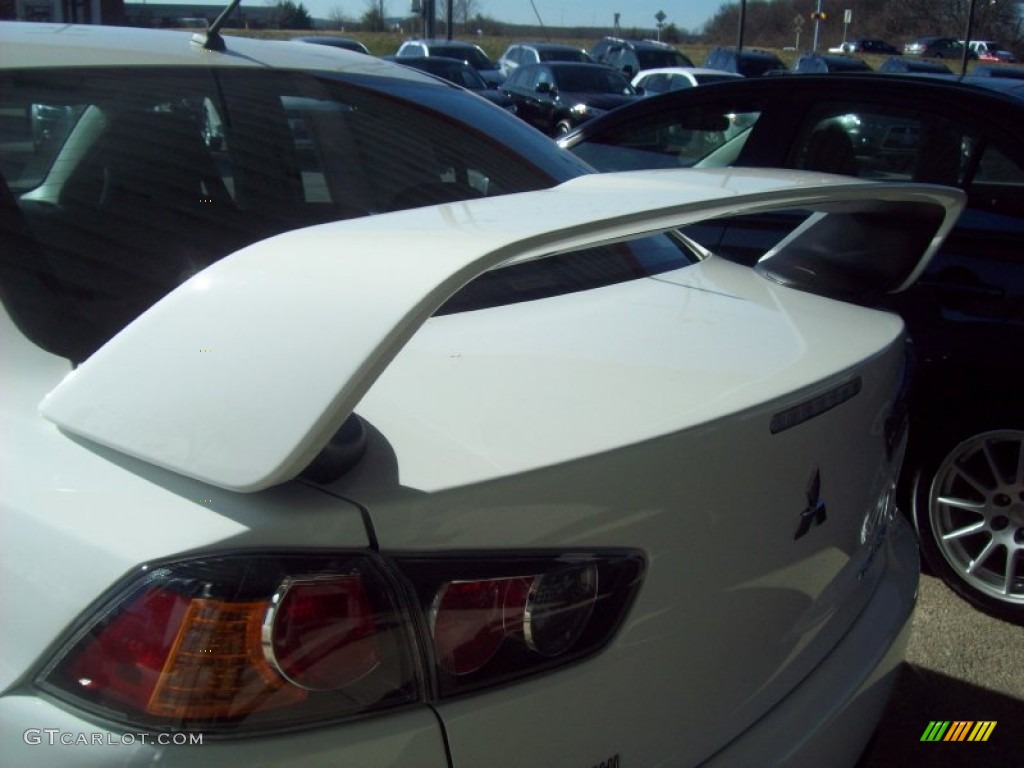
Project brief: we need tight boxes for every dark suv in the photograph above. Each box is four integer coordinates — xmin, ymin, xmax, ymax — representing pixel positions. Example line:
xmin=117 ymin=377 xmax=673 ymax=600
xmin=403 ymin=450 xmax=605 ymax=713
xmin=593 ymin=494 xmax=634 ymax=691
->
xmin=395 ymin=38 xmax=505 ymax=85
xmin=703 ymin=47 xmax=786 ymax=77
xmin=841 ymin=38 xmax=901 ymax=55
xmin=600 ymin=39 xmax=694 ymax=77
xmin=904 ymin=36 xmax=972 ymax=59
xmin=498 ymin=42 xmax=592 ymax=78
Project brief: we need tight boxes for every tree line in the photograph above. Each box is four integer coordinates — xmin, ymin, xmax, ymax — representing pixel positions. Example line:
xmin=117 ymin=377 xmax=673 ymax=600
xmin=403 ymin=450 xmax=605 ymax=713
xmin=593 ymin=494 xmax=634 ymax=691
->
xmin=263 ymin=0 xmax=1023 ymax=55
xmin=702 ymin=0 xmax=1023 ymax=52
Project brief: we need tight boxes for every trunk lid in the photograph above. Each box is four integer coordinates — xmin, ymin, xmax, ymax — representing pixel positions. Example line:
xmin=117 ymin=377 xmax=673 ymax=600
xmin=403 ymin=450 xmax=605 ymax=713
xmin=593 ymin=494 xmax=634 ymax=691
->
xmin=331 ymin=258 xmax=909 ymax=764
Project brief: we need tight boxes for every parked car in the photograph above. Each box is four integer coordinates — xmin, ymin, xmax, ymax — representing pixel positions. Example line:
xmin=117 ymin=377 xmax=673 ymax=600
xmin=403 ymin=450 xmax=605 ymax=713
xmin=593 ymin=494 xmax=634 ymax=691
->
xmin=879 ymin=56 xmax=954 ymax=74
xmin=500 ymin=61 xmax=638 ymax=135
xmin=973 ymin=65 xmax=1024 ymax=80
xmin=792 ymin=52 xmax=872 ymax=73
xmin=632 ymin=66 xmax=742 ymax=94
xmin=703 ymin=46 xmax=787 ymax=76
xmin=839 ymin=38 xmax=902 ymax=55
xmin=384 ymin=55 xmax=515 ymax=111
xmin=292 ymin=35 xmax=370 ymax=55
xmin=904 ymin=36 xmax=971 ymax=59
xmin=588 ymin=35 xmax=625 ymax=63
xmin=1 ymin=22 xmax=954 ymax=767
xmin=395 ymin=38 xmax=505 ymax=86
xmin=969 ymin=40 xmax=1019 ymax=63
xmin=497 ymin=41 xmax=592 ymax=78
xmin=562 ymin=73 xmax=1024 ymax=624
xmin=600 ymin=39 xmax=694 ymax=77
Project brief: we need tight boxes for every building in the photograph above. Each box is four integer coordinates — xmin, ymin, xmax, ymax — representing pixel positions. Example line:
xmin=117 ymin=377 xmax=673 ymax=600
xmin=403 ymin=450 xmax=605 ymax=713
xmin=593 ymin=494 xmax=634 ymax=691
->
xmin=4 ymin=0 xmax=124 ymax=24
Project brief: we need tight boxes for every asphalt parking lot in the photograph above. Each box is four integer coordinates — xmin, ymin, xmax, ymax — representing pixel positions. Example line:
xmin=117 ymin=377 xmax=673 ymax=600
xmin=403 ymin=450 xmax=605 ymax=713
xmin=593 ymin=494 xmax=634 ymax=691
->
xmin=858 ymin=571 xmax=1023 ymax=767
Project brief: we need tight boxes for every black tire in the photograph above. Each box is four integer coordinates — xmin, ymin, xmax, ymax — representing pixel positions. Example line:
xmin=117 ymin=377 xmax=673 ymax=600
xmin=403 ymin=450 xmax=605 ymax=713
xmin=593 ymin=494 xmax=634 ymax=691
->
xmin=910 ymin=414 xmax=1024 ymax=625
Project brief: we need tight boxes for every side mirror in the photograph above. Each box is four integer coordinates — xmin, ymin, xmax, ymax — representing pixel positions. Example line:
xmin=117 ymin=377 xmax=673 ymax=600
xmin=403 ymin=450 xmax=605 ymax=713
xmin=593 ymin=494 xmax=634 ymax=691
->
xmin=536 ymin=82 xmax=554 ymax=94
xmin=622 ymin=65 xmax=635 ymax=77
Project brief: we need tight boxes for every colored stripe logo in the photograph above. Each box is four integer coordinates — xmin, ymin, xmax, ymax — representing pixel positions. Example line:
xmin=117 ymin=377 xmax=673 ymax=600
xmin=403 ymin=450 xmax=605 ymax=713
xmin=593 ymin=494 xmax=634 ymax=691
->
xmin=920 ymin=721 xmax=997 ymax=742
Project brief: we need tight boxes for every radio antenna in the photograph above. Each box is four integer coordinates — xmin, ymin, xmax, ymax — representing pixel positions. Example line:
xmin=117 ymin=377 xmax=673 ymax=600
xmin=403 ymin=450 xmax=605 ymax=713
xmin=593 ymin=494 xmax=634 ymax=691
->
xmin=193 ymin=0 xmax=243 ymax=52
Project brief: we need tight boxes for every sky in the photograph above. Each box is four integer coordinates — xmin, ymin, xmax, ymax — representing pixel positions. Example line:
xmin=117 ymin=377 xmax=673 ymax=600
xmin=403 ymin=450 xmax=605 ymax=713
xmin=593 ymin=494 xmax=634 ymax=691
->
xmin=300 ymin=0 xmax=726 ymax=31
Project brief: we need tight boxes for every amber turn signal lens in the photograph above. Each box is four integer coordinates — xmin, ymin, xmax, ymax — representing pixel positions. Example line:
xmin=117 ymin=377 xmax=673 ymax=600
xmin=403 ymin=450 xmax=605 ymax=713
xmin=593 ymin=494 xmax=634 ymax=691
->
xmin=149 ymin=597 xmax=305 ymax=718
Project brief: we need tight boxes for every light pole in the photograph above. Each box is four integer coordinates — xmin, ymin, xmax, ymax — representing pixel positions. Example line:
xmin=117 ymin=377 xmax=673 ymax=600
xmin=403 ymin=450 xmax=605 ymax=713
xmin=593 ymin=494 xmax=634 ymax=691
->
xmin=812 ymin=0 xmax=823 ymax=52
xmin=736 ymin=0 xmax=746 ymax=52
xmin=960 ymin=0 xmax=981 ymax=77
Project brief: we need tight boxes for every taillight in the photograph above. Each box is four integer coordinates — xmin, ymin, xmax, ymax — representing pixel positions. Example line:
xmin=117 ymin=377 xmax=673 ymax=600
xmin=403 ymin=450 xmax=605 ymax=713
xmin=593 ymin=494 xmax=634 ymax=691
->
xmin=429 ymin=565 xmax=599 ymax=676
xmin=39 ymin=554 xmax=419 ymax=734
xmin=399 ymin=554 xmax=642 ymax=698
xmin=38 ymin=551 xmax=643 ymax=735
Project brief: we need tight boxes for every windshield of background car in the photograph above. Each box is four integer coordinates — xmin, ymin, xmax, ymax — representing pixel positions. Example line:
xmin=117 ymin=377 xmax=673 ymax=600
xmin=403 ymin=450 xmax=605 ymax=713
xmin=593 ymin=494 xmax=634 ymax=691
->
xmin=1 ymin=66 xmax=695 ymax=362
xmin=540 ymin=49 xmax=591 ymax=63
xmin=567 ymin=105 xmax=762 ymax=171
xmin=830 ymin=58 xmax=871 ymax=71
xmin=740 ymin=56 xmax=785 ymax=76
xmin=694 ymin=74 xmax=742 ymax=86
xmin=636 ymin=50 xmax=692 ymax=69
xmin=556 ymin=67 xmax=635 ymax=94
xmin=432 ymin=45 xmax=495 ymax=70
xmin=425 ymin=61 xmax=488 ymax=89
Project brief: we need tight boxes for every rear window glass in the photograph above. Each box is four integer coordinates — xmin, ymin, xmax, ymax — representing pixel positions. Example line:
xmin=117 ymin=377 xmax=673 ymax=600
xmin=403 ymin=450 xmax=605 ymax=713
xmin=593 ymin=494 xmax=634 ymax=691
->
xmin=786 ymin=101 xmax=1024 ymax=198
xmin=1 ymin=66 xmax=692 ymax=362
xmin=569 ymin=108 xmax=761 ymax=171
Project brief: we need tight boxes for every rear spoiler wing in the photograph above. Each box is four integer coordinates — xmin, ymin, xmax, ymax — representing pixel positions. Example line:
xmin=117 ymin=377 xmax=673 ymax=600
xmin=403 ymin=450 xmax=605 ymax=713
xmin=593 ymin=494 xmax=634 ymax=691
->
xmin=40 ymin=169 xmax=963 ymax=491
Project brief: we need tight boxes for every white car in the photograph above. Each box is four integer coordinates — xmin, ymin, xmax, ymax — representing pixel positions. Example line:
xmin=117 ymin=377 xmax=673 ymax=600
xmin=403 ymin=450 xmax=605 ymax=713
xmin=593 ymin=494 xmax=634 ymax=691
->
xmin=632 ymin=66 xmax=742 ymax=95
xmin=968 ymin=40 xmax=1019 ymax=63
xmin=0 ymin=22 xmax=965 ymax=768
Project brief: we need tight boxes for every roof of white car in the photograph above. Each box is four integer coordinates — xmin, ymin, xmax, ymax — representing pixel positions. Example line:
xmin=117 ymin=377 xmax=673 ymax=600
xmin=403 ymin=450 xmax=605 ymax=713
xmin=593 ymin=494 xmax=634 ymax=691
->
xmin=0 ymin=21 xmax=431 ymax=82
xmin=633 ymin=66 xmax=743 ymax=84
xmin=636 ymin=66 xmax=742 ymax=77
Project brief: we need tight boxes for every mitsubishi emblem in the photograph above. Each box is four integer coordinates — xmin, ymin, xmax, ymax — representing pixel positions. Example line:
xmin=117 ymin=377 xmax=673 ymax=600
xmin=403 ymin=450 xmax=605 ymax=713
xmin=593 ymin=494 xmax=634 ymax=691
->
xmin=794 ymin=468 xmax=827 ymax=540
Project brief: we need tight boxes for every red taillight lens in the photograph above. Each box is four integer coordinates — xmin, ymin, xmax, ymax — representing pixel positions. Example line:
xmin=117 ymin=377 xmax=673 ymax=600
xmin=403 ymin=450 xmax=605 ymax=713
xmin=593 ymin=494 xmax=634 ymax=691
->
xmin=432 ymin=576 xmax=532 ymax=675
xmin=62 ymin=587 xmax=196 ymax=714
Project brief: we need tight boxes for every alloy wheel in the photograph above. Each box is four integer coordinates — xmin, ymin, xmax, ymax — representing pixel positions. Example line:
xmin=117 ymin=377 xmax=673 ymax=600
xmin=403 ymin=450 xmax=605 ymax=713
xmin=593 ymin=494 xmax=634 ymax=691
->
xmin=928 ymin=430 xmax=1024 ymax=608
